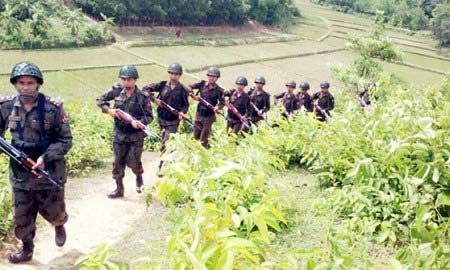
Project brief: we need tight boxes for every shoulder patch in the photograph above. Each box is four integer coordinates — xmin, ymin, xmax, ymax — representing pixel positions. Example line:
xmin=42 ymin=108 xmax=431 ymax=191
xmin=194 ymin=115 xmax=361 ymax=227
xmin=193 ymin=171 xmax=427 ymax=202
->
xmin=45 ymin=96 xmax=63 ymax=107
xmin=112 ymin=82 xmax=123 ymax=90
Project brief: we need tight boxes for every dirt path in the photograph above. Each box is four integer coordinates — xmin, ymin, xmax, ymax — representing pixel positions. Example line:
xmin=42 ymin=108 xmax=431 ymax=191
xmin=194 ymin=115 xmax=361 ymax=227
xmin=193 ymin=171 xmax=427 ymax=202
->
xmin=0 ymin=152 xmax=168 ymax=270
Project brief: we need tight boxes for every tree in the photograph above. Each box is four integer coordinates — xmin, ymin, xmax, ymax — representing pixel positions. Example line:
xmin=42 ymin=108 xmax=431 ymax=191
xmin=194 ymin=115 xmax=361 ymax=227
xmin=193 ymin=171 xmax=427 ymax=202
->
xmin=64 ymin=8 xmax=84 ymax=36
xmin=431 ymin=3 xmax=450 ymax=46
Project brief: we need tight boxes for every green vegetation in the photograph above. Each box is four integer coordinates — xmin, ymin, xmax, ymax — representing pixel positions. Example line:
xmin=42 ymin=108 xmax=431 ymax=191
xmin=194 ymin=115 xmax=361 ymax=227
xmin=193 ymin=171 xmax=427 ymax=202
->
xmin=0 ymin=0 xmax=114 ymax=49
xmin=314 ymin=0 xmax=450 ymax=47
xmin=75 ymin=0 xmax=300 ymax=26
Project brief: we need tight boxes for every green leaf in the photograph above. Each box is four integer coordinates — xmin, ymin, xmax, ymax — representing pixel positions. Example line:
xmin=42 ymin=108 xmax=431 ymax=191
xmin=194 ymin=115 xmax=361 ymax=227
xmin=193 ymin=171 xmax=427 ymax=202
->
xmin=436 ymin=191 xmax=450 ymax=207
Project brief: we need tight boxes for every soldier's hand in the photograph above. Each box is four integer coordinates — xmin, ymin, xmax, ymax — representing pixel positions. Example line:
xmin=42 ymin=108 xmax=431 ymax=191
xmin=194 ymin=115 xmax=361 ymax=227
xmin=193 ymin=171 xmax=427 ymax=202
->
xmin=178 ymin=112 xmax=187 ymax=120
xmin=213 ymin=106 xmax=220 ymax=113
xmin=155 ymin=99 xmax=162 ymax=107
xmin=258 ymin=110 xmax=264 ymax=117
xmin=131 ymin=120 xmax=141 ymax=129
xmin=108 ymin=109 xmax=118 ymax=118
xmin=240 ymin=116 xmax=246 ymax=122
xmin=33 ymin=156 xmax=45 ymax=171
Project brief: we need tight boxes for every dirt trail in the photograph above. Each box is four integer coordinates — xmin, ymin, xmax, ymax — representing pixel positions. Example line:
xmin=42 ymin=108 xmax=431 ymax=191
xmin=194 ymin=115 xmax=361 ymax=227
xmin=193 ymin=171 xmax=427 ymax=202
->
xmin=0 ymin=152 xmax=168 ymax=270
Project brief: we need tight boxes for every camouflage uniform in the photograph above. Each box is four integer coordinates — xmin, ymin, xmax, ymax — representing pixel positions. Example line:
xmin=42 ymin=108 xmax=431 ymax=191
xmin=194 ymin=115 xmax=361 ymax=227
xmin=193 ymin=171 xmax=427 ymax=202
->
xmin=189 ymin=80 xmax=225 ymax=148
xmin=248 ymin=88 xmax=270 ymax=124
xmin=0 ymin=93 xmax=72 ymax=248
xmin=143 ymin=81 xmax=189 ymax=151
xmin=97 ymin=84 xmax=153 ymax=183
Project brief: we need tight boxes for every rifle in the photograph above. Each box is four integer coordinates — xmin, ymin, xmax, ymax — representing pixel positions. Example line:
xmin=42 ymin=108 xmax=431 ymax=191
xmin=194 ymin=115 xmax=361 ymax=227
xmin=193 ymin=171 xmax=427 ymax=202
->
xmin=149 ymin=96 xmax=198 ymax=129
xmin=250 ymin=101 xmax=271 ymax=126
xmin=115 ymin=109 xmax=161 ymax=140
xmin=225 ymin=102 xmax=251 ymax=130
xmin=0 ymin=136 xmax=62 ymax=189
xmin=314 ymin=103 xmax=329 ymax=120
xmin=354 ymin=95 xmax=368 ymax=107
xmin=189 ymin=92 xmax=226 ymax=120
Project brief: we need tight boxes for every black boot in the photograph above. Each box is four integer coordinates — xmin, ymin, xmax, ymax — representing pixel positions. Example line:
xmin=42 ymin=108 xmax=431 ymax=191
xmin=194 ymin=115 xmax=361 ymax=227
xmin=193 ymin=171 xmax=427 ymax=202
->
xmin=55 ymin=225 xmax=66 ymax=247
xmin=136 ymin=175 xmax=143 ymax=194
xmin=157 ymin=161 xmax=164 ymax=177
xmin=8 ymin=241 xmax=33 ymax=264
xmin=107 ymin=179 xmax=124 ymax=199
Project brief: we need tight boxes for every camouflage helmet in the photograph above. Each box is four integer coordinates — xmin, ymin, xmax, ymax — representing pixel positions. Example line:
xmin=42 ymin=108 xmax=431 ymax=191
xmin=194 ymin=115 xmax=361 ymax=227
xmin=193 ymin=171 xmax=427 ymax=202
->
xmin=206 ymin=67 xmax=221 ymax=78
xmin=10 ymin=62 xmax=43 ymax=85
xmin=235 ymin=76 xmax=248 ymax=86
xmin=168 ymin=63 xmax=183 ymax=74
xmin=254 ymin=76 xmax=266 ymax=84
xmin=299 ymin=82 xmax=310 ymax=90
xmin=320 ymin=81 xmax=330 ymax=89
xmin=285 ymin=80 xmax=296 ymax=88
xmin=119 ymin=64 xmax=139 ymax=79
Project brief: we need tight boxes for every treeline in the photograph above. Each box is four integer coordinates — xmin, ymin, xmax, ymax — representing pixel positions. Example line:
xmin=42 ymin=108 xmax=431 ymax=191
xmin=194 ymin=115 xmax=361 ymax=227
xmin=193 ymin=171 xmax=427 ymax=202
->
xmin=74 ymin=0 xmax=300 ymax=26
xmin=314 ymin=0 xmax=450 ymax=47
xmin=0 ymin=0 xmax=114 ymax=49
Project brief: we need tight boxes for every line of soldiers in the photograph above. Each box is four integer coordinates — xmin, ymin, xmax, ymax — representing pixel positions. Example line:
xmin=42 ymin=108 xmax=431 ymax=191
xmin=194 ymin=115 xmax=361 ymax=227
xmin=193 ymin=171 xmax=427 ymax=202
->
xmin=96 ymin=63 xmax=335 ymax=200
xmin=0 ymin=61 xmax=336 ymax=264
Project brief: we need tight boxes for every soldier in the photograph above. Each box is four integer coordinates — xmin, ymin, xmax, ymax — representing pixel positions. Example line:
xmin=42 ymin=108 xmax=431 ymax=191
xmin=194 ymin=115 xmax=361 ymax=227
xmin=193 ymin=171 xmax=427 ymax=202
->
xmin=97 ymin=65 xmax=153 ymax=199
xmin=297 ymin=82 xmax=313 ymax=112
xmin=248 ymin=76 xmax=271 ymax=125
xmin=274 ymin=80 xmax=299 ymax=119
xmin=0 ymin=62 xmax=72 ymax=263
xmin=355 ymin=81 xmax=374 ymax=108
xmin=312 ymin=81 xmax=334 ymax=121
xmin=224 ymin=76 xmax=252 ymax=134
xmin=142 ymin=63 xmax=189 ymax=153
xmin=189 ymin=67 xmax=225 ymax=148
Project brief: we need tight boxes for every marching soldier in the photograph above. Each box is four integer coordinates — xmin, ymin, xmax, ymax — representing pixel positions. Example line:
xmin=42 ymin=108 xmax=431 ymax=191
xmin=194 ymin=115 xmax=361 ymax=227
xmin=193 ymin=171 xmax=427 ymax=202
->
xmin=97 ymin=65 xmax=153 ymax=198
xmin=248 ymin=76 xmax=270 ymax=125
xmin=297 ymin=82 xmax=313 ymax=112
xmin=189 ymin=67 xmax=225 ymax=148
xmin=0 ymin=62 xmax=73 ymax=263
xmin=274 ymin=80 xmax=299 ymax=119
xmin=312 ymin=81 xmax=334 ymax=121
xmin=143 ymin=63 xmax=189 ymax=153
xmin=224 ymin=76 xmax=252 ymax=134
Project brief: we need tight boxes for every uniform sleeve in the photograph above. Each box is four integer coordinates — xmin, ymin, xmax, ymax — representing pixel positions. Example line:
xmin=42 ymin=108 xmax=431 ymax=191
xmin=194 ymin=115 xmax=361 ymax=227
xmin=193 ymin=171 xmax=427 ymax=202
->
xmin=138 ymin=95 xmax=154 ymax=125
xmin=274 ymin=92 xmax=285 ymax=100
xmin=223 ymin=89 xmax=234 ymax=98
xmin=42 ymin=106 xmax=73 ymax=162
xmin=142 ymin=81 xmax=164 ymax=94
xmin=189 ymin=81 xmax=204 ymax=90
xmin=312 ymin=92 xmax=319 ymax=100
xmin=180 ymin=88 xmax=190 ymax=114
xmin=96 ymin=86 xmax=120 ymax=113
xmin=245 ymin=96 xmax=253 ymax=117
xmin=0 ymin=104 xmax=7 ymax=138
xmin=263 ymin=94 xmax=271 ymax=112
xmin=327 ymin=96 xmax=335 ymax=111
xmin=217 ymin=88 xmax=225 ymax=110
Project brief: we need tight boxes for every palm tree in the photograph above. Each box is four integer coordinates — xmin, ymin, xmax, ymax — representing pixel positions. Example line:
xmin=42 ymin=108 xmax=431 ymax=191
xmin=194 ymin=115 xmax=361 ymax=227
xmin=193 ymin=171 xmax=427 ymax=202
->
xmin=99 ymin=12 xmax=115 ymax=36
xmin=64 ymin=8 xmax=84 ymax=36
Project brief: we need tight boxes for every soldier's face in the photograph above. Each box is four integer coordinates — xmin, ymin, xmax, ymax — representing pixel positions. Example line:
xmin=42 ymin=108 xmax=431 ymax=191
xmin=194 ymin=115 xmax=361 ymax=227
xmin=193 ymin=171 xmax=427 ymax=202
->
xmin=255 ymin=82 xmax=264 ymax=90
xmin=169 ymin=72 xmax=181 ymax=82
xmin=207 ymin=75 xmax=218 ymax=84
xmin=321 ymin=87 xmax=329 ymax=92
xmin=287 ymin=86 xmax=295 ymax=93
xmin=120 ymin=77 xmax=137 ymax=90
xmin=16 ymin=76 xmax=39 ymax=95
xmin=236 ymin=84 xmax=246 ymax=91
